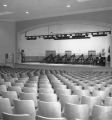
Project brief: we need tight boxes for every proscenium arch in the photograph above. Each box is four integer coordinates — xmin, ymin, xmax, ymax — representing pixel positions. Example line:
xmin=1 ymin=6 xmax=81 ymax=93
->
xmin=18 ymin=20 xmax=112 ymax=34
xmin=16 ymin=20 xmax=112 ymax=67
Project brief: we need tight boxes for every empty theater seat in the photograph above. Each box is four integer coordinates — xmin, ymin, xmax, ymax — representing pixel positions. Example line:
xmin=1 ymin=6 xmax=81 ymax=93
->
xmin=38 ymin=100 xmax=62 ymax=118
xmin=2 ymin=112 xmax=31 ymax=120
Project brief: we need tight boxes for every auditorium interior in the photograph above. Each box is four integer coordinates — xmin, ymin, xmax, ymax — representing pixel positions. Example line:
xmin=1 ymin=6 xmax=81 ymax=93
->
xmin=0 ymin=0 xmax=112 ymax=120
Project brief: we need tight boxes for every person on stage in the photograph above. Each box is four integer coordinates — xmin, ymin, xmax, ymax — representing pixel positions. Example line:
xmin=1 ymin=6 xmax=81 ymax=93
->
xmin=21 ymin=49 xmax=25 ymax=63
xmin=101 ymin=49 xmax=106 ymax=66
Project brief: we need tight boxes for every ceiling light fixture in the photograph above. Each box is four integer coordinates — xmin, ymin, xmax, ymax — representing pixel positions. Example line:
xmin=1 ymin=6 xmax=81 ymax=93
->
xmin=3 ymin=4 xmax=7 ymax=7
xmin=25 ymin=11 xmax=29 ymax=14
xmin=77 ymin=0 xmax=90 ymax=2
xmin=66 ymin=0 xmax=71 ymax=8
xmin=66 ymin=4 xmax=71 ymax=8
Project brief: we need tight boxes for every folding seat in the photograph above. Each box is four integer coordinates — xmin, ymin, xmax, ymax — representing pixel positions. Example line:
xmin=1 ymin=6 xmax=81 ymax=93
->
xmin=19 ymin=92 xmax=37 ymax=107
xmin=55 ymin=89 xmax=71 ymax=97
xmin=39 ymin=80 xmax=50 ymax=84
xmin=30 ymin=76 xmax=38 ymax=81
xmin=87 ymin=86 xmax=95 ymax=93
xmin=11 ymin=73 xmax=19 ymax=80
xmin=1 ymin=91 xmax=18 ymax=105
xmin=15 ymin=79 xmax=27 ymax=84
xmin=95 ymin=84 xmax=104 ymax=90
xmin=22 ymin=87 xmax=37 ymax=94
xmin=64 ymin=103 xmax=89 ymax=120
xmin=19 ymin=73 xmax=28 ymax=78
xmin=53 ymin=85 xmax=67 ymax=90
xmin=0 ymin=78 xmax=4 ymax=85
xmin=81 ymin=95 xmax=101 ymax=116
xmin=38 ymin=100 xmax=62 ymax=118
xmin=104 ymin=97 xmax=112 ymax=106
xmin=67 ymin=83 xmax=76 ymax=91
xmin=36 ymin=115 xmax=65 ymax=120
xmin=59 ymin=94 xmax=80 ymax=110
xmin=72 ymin=85 xmax=82 ymax=93
xmin=92 ymin=105 xmax=112 ymax=120
xmin=39 ymin=84 xmax=52 ymax=89
xmin=14 ymin=99 xmax=36 ymax=120
xmin=103 ymin=86 xmax=111 ymax=96
xmin=27 ymin=80 xmax=38 ymax=84
xmin=73 ymin=89 xmax=90 ymax=97
xmin=7 ymin=86 xmax=22 ymax=96
xmin=4 ymin=82 xmax=11 ymax=88
xmin=38 ymin=88 xmax=54 ymax=94
xmin=24 ymin=83 xmax=37 ymax=88
xmin=2 ymin=112 xmax=31 ymax=120
xmin=39 ymin=93 xmax=57 ymax=102
xmin=0 ymin=85 xmax=7 ymax=95
xmin=0 ymin=98 xmax=13 ymax=119
xmin=12 ymin=83 xmax=24 ymax=89
xmin=27 ymin=72 xmax=34 ymax=78
xmin=92 ymin=90 xmax=107 ymax=100
xmin=5 ymin=78 xmax=15 ymax=84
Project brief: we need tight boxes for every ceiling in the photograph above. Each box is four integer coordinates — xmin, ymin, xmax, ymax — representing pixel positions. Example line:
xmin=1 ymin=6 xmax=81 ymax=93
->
xmin=0 ymin=0 xmax=112 ymax=21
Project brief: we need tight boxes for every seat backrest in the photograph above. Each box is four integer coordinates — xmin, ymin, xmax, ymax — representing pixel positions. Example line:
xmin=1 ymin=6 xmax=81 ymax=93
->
xmin=14 ymin=99 xmax=36 ymax=120
xmin=81 ymin=96 xmax=101 ymax=115
xmin=39 ymin=93 xmax=57 ymax=102
xmin=64 ymin=103 xmax=89 ymax=120
xmin=38 ymin=100 xmax=62 ymax=118
xmin=93 ymin=90 xmax=107 ymax=100
xmin=0 ymin=98 xmax=12 ymax=118
xmin=22 ymin=87 xmax=37 ymax=94
xmin=104 ymin=97 xmax=112 ymax=106
xmin=92 ymin=105 xmax=112 ymax=120
xmin=56 ymin=89 xmax=71 ymax=96
xmin=4 ymin=82 xmax=11 ymax=88
xmin=7 ymin=86 xmax=22 ymax=96
xmin=74 ymin=89 xmax=90 ymax=97
xmin=39 ymin=84 xmax=52 ymax=89
xmin=24 ymin=83 xmax=37 ymax=88
xmin=59 ymin=94 xmax=80 ymax=109
xmin=2 ymin=112 xmax=31 ymax=120
xmin=0 ymin=85 xmax=7 ymax=94
xmin=30 ymin=76 xmax=38 ymax=81
xmin=19 ymin=92 xmax=37 ymax=107
xmin=2 ymin=91 xmax=18 ymax=105
xmin=0 ymin=78 xmax=4 ymax=84
xmin=53 ymin=85 xmax=67 ymax=90
xmin=39 ymin=88 xmax=54 ymax=94
xmin=12 ymin=83 xmax=24 ymax=89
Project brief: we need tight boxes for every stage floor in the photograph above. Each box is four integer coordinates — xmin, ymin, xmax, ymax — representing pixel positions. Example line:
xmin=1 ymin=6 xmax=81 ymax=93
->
xmin=15 ymin=62 xmax=112 ymax=72
xmin=21 ymin=62 xmax=98 ymax=68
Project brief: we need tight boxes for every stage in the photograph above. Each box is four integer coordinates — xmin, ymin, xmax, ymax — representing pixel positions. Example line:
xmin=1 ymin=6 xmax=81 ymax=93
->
xmin=15 ymin=62 xmax=111 ymax=72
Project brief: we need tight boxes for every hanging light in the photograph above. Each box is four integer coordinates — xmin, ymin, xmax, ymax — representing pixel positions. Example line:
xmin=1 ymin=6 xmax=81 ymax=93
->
xmin=66 ymin=0 xmax=71 ymax=8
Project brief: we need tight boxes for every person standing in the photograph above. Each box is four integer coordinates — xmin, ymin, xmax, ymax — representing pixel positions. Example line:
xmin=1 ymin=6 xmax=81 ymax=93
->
xmin=101 ymin=49 xmax=106 ymax=66
xmin=21 ymin=49 xmax=25 ymax=63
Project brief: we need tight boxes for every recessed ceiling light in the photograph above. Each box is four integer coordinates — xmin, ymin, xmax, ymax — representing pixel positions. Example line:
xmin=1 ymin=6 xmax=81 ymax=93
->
xmin=66 ymin=4 xmax=71 ymax=8
xmin=66 ymin=0 xmax=71 ymax=8
xmin=25 ymin=11 xmax=29 ymax=14
xmin=77 ymin=0 xmax=90 ymax=2
xmin=3 ymin=4 xmax=7 ymax=7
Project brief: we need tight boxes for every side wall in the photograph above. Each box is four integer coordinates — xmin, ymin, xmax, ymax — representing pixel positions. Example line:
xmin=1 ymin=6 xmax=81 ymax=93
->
xmin=0 ymin=21 xmax=16 ymax=65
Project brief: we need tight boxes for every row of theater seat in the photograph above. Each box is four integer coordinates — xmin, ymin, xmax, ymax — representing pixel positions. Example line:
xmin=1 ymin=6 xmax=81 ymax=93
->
xmin=0 ymin=67 xmax=112 ymax=120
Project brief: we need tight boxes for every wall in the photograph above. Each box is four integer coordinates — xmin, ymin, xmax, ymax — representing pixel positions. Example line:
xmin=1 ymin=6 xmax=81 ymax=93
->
xmin=0 ymin=21 xmax=16 ymax=65
xmin=18 ymin=22 xmax=110 ymax=57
